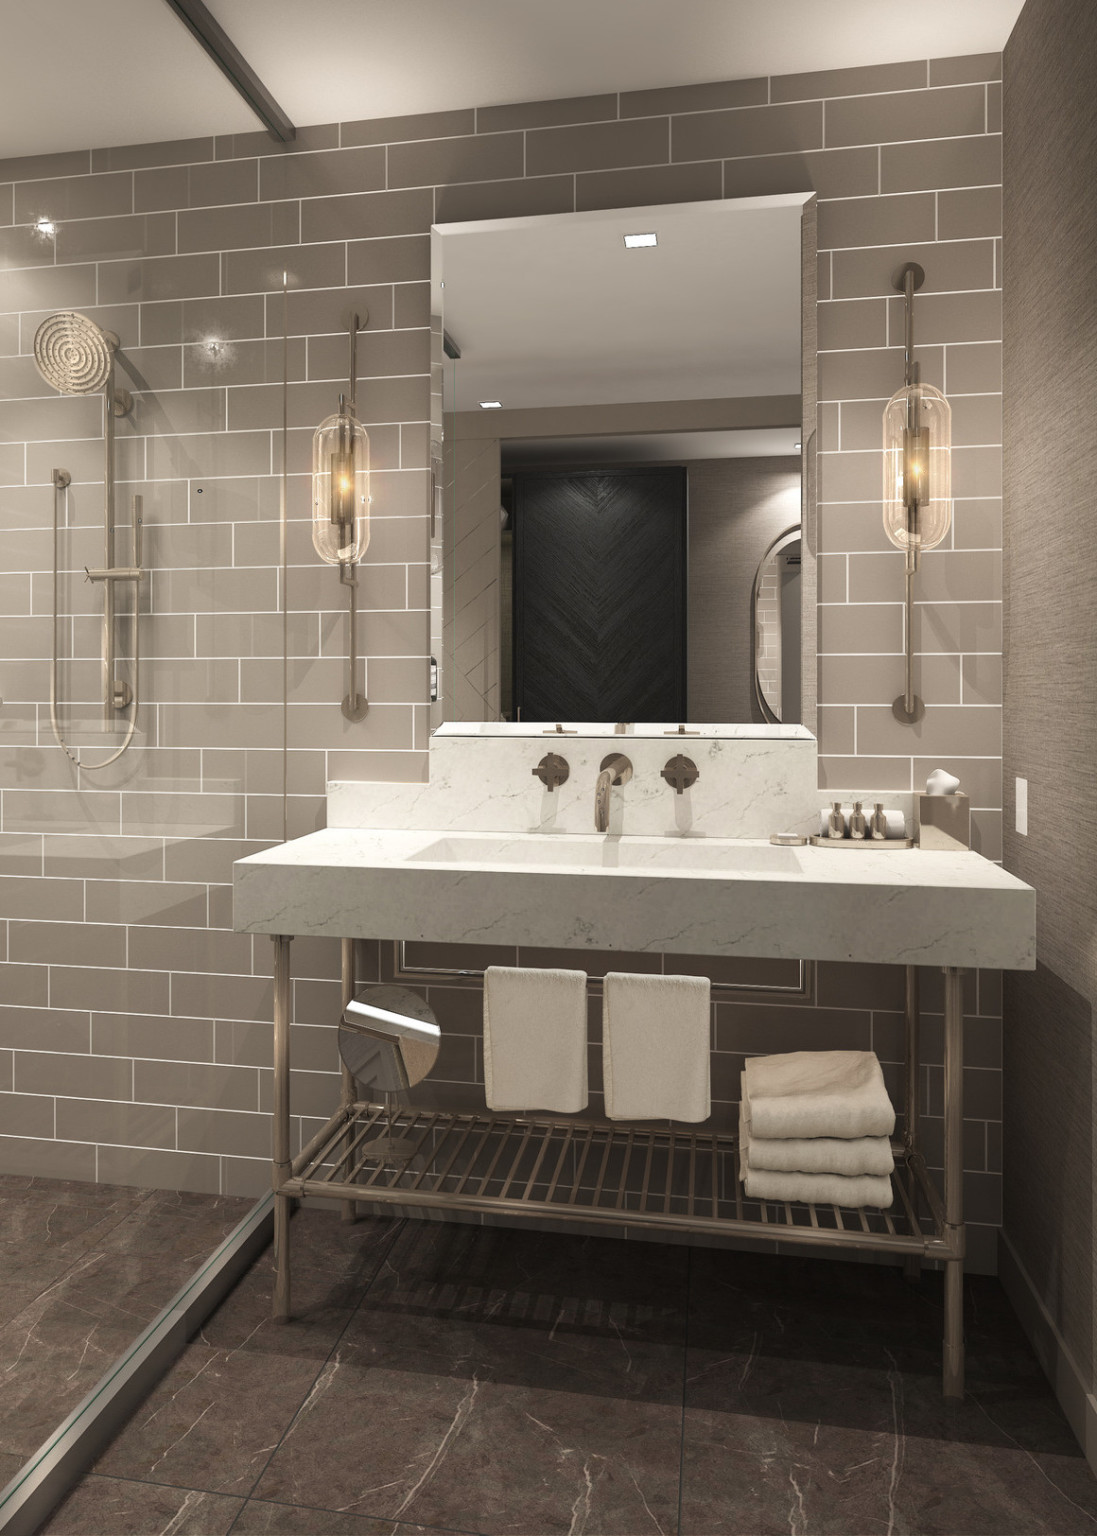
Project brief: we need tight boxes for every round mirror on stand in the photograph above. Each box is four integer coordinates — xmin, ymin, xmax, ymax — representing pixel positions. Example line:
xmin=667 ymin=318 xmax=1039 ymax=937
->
xmin=338 ymin=985 xmax=441 ymax=1165
xmin=752 ymin=525 xmax=802 ymax=725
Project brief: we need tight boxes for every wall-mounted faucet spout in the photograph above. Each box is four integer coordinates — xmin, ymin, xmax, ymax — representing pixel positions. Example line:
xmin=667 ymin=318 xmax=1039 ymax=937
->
xmin=595 ymin=753 xmax=632 ymax=832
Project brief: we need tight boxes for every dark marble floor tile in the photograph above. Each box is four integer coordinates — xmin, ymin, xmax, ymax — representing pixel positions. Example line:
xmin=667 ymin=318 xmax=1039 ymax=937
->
xmin=0 ymin=1181 xmax=152 ymax=1324
xmin=91 ymin=1341 xmax=329 ymax=1498
xmin=38 ymin=1474 xmax=242 ymax=1534
xmin=234 ymin=1498 xmax=475 ymax=1535
xmin=0 ymin=1448 xmax=26 ymax=1489
xmin=232 ymin=1496 xmax=397 ymax=1532
xmin=99 ymin=1189 xmax=254 ymax=1262
xmin=196 ymin=1210 xmax=403 ymax=1361
xmin=251 ymin=1222 xmax=687 ymax=1534
xmin=0 ymin=1184 xmax=267 ymax=1460
xmin=680 ymin=1249 xmax=1097 ymax=1536
xmin=92 ymin=1212 xmax=405 ymax=1495
xmin=0 ymin=1276 xmax=160 ymax=1457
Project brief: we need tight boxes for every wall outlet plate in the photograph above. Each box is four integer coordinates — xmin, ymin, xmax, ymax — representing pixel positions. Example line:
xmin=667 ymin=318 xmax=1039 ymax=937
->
xmin=1016 ymin=777 xmax=1028 ymax=836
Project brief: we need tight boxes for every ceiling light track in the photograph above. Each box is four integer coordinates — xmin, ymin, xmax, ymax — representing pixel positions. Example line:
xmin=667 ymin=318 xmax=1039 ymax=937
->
xmin=161 ymin=0 xmax=296 ymax=142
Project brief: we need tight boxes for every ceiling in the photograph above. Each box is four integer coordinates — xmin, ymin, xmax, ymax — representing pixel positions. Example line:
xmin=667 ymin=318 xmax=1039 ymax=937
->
xmin=1 ymin=0 xmax=1026 ymax=161
xmin=503 ymin=429 xmax=803 ymax=468
xmin=437 ymin=196 xmax=807 ymax=413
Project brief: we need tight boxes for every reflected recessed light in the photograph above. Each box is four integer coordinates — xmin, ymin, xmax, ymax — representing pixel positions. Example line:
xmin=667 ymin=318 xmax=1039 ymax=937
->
xmin=35 ymin=217 xmax=56 ymax=238
xmin=479 ymin=400 xmax=502 ymax=409
xmin=794 ymin=441 xmax=802 ymax=451
xmin=623 ymin=232 xmax=657 ymax=249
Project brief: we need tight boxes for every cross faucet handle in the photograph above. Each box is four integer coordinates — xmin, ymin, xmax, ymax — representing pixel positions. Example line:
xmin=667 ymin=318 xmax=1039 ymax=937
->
xmin=661 ymin=754 xmax=699 ymax=795
xmin=532 ymin=752 xmax=570 ymax=792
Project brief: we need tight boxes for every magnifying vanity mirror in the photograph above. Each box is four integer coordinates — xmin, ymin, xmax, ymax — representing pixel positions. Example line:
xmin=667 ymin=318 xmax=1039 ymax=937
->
xmin=429 ymin=192 xmax=816 ymax=731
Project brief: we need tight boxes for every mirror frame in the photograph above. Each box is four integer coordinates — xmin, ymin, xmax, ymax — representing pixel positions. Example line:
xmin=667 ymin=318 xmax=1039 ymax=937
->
xmin=428 ymin=195 xmax=818 ymax=737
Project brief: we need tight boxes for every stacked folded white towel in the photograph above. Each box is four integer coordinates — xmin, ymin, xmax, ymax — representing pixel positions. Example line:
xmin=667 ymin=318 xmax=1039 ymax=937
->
xmin=740 ymin=1050 xmax=896 ymax=1208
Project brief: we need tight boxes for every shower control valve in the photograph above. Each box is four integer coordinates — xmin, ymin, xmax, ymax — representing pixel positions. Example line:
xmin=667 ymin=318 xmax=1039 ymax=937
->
xmin=532 ymin=752 xmax=570 ymax=792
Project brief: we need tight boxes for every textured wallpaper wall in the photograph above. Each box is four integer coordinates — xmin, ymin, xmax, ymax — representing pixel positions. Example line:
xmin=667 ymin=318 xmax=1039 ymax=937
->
xmin=1001 ymin=0 xmax=1097 ymax=1418
xmin=0 ymin=53 xmax=1005 ymax=1263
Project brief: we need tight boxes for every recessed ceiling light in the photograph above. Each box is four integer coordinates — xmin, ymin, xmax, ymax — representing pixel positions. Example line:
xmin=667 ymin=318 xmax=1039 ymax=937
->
xmin=623 ymin=232 xmax=657 ymax=249
xmin=479 ymin=400 xmax=502 ymax=410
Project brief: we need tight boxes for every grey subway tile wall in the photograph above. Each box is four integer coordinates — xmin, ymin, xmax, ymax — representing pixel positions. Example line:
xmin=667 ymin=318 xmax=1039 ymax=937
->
xmin=0 ymin=57 xmax=1004 ymax=1263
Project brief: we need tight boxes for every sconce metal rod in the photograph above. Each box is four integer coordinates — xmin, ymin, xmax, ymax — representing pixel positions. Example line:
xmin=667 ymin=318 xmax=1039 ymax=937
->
xmin=340 ymin=310 xmax=368 ymax=721
xmin=340 ymin=560 xmax=367 ymax=720
xmin=902 ymin=562 xmax=917 ymax=718
xmin=348 ymin=312 xmax=360 ymax=411
xmin=903 ymin=263 xmax=917 ymax=388
xmin=893 ymin=262 xmax=927 ymax=726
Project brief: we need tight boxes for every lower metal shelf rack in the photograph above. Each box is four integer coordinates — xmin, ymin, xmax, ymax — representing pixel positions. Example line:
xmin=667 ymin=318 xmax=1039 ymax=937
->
xmin=268 ymin=936 xmax=968 ymax=1400
xmin=284 ymin=1101 xmax=949 ymax=1261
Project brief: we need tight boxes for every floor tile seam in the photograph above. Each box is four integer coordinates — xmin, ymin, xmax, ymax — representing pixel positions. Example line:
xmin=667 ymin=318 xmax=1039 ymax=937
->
xmin=223 ymin=1214 xmax=408 ymax=1533
xmin=237 ymin=1487 xmax=487 ymax=1535
xmin=59 ymin=1467 xmax=232 ymax=1500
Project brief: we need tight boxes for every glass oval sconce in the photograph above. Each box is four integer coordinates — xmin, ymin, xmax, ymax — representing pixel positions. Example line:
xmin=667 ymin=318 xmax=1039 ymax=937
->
xmin=882 ymin=261 xmax=955 ymax=724
xmin=882 ymin=380 xmax=952 ymax=557
xmin=312 ymin=398 xmax=370 ymax=565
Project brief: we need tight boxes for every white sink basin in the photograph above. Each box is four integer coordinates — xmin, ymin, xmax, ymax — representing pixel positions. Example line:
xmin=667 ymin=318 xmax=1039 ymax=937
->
xmin=407 ymin=833 xmax=801 ymax=874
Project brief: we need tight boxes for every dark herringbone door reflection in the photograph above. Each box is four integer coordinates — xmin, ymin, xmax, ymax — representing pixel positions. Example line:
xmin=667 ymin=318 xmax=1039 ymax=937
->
xmin=513 ymin=468 xmax=686 ymax=720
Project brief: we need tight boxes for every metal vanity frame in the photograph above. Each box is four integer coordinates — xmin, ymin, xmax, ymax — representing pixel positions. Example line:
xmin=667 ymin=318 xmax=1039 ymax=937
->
xmin=267 ymin=935 xmax=968 ymax=1400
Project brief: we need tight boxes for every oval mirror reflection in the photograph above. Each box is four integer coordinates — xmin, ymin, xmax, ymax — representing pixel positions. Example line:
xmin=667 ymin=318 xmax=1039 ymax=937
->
xmin=752 ymin=526 xmax=801 ymax=725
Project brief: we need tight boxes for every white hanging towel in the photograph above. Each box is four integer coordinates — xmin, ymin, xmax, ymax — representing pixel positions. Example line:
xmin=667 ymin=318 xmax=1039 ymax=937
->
xmin=483 ymin=966 xmax=588 ymax=1113
xmin=603 ymin=972 xmax=711 ymax=1122
xmin=743 ymin=1050 xmax=896 ymax=1141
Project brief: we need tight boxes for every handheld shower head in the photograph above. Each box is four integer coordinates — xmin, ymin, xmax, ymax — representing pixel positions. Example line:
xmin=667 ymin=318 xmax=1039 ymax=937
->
xmin=33 ymin=311 xmax=116 ymax=395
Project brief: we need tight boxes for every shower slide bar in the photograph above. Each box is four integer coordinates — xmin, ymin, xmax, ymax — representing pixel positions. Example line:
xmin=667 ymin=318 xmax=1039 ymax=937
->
xmin=50 ymin=471 xmax=145 ymax=770
xmin=268 ymin=937 xmax=967 ymax=1401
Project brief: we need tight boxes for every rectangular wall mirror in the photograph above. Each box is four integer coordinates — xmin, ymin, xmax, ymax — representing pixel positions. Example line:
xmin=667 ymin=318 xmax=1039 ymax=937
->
xmin=429 ymin=193 xmax=817 ymax=731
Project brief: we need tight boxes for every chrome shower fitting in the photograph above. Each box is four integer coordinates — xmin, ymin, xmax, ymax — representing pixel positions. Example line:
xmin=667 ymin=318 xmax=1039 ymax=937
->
xmin=35 ymin=312 xmax=145 ymax=770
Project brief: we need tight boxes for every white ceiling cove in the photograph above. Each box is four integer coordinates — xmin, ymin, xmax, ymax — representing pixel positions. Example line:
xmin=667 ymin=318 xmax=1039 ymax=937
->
xmin=0 ymin=0 xmax=1026 ymax=160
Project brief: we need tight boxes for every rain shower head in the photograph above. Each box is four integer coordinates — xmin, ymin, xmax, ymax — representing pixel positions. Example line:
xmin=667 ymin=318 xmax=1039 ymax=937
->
xmin=33 ymin=310 xmax=116 ymax=395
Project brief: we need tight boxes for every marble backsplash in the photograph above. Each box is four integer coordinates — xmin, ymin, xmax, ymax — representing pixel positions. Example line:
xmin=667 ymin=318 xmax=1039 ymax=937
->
xmin=328 ymin=726 xmax=820 ymax=839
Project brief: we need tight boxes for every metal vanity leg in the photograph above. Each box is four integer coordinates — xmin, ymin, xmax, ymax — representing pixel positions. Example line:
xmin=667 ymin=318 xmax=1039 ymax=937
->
xmin=903 ymin=964 xmax=922 ymax=1283
xmin=942 ymin=966 xmax=966 ymax=1399
xmin=272 ymin=934 xmax=293 ymax=1323
xmin=339 ymin=937 xmax=358 ymax=1224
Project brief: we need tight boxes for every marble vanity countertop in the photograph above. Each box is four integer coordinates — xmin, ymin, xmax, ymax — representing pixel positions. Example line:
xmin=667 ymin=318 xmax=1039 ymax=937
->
xmin=233 ymin=828 xmax=1036 ymax=972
